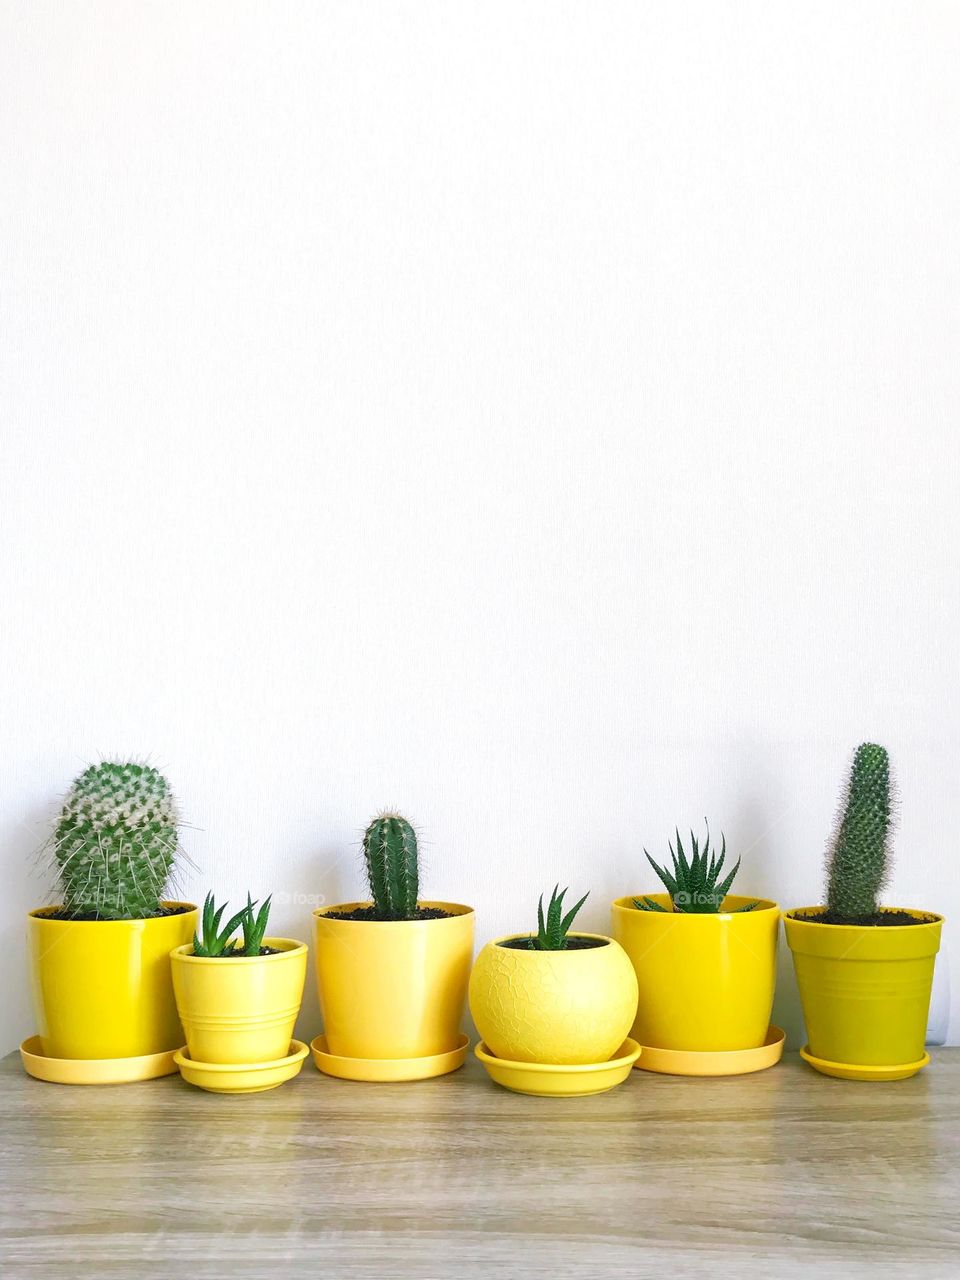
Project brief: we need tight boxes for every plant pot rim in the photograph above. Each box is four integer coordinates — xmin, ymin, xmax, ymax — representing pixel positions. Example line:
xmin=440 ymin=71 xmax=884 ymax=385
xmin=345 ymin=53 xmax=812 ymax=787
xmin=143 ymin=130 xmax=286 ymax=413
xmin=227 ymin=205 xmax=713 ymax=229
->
xmin=784 ymin=906 xmax=943 ymax=929
xmin=313 ymin=900 xmax=474 ymax=924
xmin=29 ymin=901 xmax=197 ymax=924
xmin=612 ymin=893 xmax=779 ymax=917
xmin=490 ymin=930 xmax=614 ymax=951
xmin=171 ymin=937 xmax=307 ymax=962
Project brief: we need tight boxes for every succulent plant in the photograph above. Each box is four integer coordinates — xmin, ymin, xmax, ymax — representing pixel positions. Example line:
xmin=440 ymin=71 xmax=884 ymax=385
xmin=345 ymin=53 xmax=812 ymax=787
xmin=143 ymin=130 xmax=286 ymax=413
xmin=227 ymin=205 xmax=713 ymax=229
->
xmin=825 ymin=743 xmax=892 ymax=921
xmin=635 ymin=823 xmax=756 ymax=914
xmin=524 ymin=885 xmax=589 ymax=950
xmin=362 ymin=812 xmax=420 ymax=920
xmin=192 ymin=891 xmax=272 ymax=957
xmin=52 ymin=761 xmax=181 ymax=920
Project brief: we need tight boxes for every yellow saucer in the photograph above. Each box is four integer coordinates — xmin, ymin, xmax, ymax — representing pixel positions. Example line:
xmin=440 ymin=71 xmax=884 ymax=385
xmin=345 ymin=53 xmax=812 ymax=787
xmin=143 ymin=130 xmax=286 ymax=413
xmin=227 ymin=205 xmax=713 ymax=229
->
xmin=20 ymin=1036 xmax=178 ymax=1085
xmin=636 ymin=1026 xmax=785 ymax=1076
xmin=174 ymin=1040 xmax=308 ymax=1093
xmin=475 ymin=1038 xmax=641 ymax=1096
xmin=311 ymin=1032 xmax=469 ymax=1081
xmin=800 ymin=1045 xmax=931 ymax=1082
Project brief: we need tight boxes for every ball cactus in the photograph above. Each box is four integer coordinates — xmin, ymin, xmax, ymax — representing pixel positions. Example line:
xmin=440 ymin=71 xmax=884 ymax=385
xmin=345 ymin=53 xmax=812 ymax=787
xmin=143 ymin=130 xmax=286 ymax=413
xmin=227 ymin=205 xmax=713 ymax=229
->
xmin=362 ymin=812 xmax=419 ymax=920
xmin=53 ymin=761 xmax=181 ymax=920
xmin=825 ymin=743 xmax=892 ymax=921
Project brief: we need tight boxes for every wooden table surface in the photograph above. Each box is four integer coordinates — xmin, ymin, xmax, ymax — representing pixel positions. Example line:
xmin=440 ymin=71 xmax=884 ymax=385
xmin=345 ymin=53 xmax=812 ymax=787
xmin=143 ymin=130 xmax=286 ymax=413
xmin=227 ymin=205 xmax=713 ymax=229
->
xmin=1 ymin=1048 xmax=958 ymax=1279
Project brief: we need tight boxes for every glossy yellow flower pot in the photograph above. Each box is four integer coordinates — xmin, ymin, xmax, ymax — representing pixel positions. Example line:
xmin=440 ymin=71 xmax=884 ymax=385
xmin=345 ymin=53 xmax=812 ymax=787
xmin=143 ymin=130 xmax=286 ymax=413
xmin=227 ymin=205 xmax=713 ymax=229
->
xmin=468 ymin=933 xmax=639 ymax=1065
xmin=28 ymin=903 xmax=197 ymax=1060
xmin=313 ymin=902 xmax=474 ymax=1059
xmin=611 ymin=894 xmax=779 ymax=1052
xmin=171 ymin=938 xmax=308 ymax=1065
xmin=785 ymin=907 xmax=943 ymax=1075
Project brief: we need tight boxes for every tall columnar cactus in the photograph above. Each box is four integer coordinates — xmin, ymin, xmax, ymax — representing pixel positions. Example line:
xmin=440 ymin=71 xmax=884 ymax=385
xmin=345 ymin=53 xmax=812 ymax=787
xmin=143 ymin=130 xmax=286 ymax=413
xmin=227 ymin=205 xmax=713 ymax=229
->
xmin=362 ymin=812 xmax=420 ymax=920
xmin=53 ymin=761 xmax=181 ymax=920
xmin=825 ymin=743 xmax=892 ymax=920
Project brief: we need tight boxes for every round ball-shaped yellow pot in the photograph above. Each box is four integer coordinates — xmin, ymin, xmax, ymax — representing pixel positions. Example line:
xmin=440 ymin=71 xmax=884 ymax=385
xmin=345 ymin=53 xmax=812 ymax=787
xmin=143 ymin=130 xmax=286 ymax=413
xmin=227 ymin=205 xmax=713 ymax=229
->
xmin=28 ymin=903 xmax=197 ymax=1060
xmin=468 ymin=933 xmax=639 ymax=1065
xmin=171 ymin=938 xmax=308 ymax=1065
xmin=313 ymin=902 xmax=475 ymax=1059
xmin=785 ymin=907 xmax=942 ymax=1074
xmin=611 ymin=894 xmax=779 ymax=1052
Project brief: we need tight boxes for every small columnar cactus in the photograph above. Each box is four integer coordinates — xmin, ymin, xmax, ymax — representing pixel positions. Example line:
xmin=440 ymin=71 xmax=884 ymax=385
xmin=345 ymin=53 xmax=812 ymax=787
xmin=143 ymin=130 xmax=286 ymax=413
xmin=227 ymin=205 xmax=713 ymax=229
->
xmin=363 ymin=812 xmax=419 ymax=920
xmin=53 ymin=761 xmax=181 ymax=920
xmin=826 ymin=743 xmax=892 ymax=921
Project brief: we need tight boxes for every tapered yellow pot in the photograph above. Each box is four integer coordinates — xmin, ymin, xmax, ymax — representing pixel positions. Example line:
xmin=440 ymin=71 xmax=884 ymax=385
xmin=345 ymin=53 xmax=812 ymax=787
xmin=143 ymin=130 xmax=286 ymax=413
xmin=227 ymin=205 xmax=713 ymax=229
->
xmin=469 ymin=934 xmax=639 ymax=1065
xmin=313 ymin=902 xmax=474 ymax=1059
xmin=171 ymin=938 xmax=308 ymax=1065
xmin=611 ymin=895 xmax=779 ymax=1052
xmin=785 ymin=908 xmax=942 ymax=1077
xmin=28 ymin=903 xmax=197 ymax=1060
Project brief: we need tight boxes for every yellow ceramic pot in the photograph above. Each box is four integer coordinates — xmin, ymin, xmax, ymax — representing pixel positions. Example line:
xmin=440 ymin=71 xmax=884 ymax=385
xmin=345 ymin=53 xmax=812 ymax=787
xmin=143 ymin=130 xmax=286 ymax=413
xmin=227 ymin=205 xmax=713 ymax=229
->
xmin=171 ymin=938 xmax=308 ymax=1065
xmin=313 ymin=902 xmax=475 ymax=1059
xmin=28 ymin=903 xmax=197 ymax=1060
xmin=611 ymin=894 xmax=779 ymax=1052
xmin=784 ymin=907 xmax=943 ymax=1075
xmin=468 ymin=933 xmax=639 ymax=1065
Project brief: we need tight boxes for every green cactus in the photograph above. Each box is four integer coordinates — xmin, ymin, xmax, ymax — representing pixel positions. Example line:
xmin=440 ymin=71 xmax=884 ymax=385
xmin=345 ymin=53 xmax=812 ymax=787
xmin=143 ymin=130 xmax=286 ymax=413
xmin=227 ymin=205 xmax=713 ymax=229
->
xmin=52 ymin=761 xmax=181 ymax=920
xmin=826 ymin=743 xmax=892 ymax=921
xmin=362 ymin=812 xmax=419 ymax=920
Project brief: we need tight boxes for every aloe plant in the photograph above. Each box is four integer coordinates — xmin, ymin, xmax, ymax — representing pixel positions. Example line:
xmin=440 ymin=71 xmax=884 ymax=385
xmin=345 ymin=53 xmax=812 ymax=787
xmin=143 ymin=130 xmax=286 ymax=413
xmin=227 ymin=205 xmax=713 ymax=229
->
xmin=192 ymin=892 xmax=273 ymax=957
xmin=51 ymin=761 xmax=181 ymax=919
xmin=635 ymin=824 xmax=756 ymax=914
xmin=524 ymin=885 xmax=589 ymax=950
xmin=363 ymin=812 xmax=419 ymax=920
xmin=825 ymin=743 xmax=892 ymax=921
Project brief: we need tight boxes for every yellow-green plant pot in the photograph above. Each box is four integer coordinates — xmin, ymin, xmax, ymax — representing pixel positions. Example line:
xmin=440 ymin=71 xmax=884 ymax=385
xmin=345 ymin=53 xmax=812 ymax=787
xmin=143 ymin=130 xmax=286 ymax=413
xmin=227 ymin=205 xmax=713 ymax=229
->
xmin=28 ymin=903 xmax=197 ymax=1061
xmin=611 ymin=894 xmax=779 ymax=1052
xmin=468 ymin=933 xmax=639 ymax=1065
xmin=785 ymin=907 xmax=942 ymax=1078
xmin=313 ymin=902 xmax=475 ymax=1059
xmin=171 ymin=938 xmax=308 ymax=1065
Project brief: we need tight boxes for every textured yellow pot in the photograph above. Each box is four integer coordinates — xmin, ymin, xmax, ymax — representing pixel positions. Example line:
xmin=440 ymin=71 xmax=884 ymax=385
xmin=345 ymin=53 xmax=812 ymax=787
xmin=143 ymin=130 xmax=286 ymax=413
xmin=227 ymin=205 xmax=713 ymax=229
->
xmin=28 ymin=903 xmax=197 ymax=1060
xmin=611 ymin=894 xmax=779 ymax=1052
xmin=785 ymin=907 xmax=943 ymax=1072
xmin=468 ymin=933 xmax=639 ymax=1065
xmin=171 ymin=938 xmax=308 ymax=1065
xmin=313 ymin=902 xmax=475 ymax=1059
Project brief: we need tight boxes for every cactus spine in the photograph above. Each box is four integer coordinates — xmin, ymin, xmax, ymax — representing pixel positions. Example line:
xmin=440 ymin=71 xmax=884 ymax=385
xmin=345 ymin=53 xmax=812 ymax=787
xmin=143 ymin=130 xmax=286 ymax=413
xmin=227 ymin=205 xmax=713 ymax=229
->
xmin=363 ymin=812 xmax=419 ymax=920
xmin=53 ymin=761 xmax=181 ymax=920
xmin=826 ymin=743 xmax=892 ymax=920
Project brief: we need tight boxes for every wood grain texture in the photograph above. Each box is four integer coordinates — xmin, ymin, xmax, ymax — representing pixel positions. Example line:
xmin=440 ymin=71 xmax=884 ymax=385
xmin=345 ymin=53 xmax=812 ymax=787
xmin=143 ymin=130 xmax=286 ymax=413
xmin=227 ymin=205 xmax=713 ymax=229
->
xmin=1 ymin=1050 xmax=958 ymax=1279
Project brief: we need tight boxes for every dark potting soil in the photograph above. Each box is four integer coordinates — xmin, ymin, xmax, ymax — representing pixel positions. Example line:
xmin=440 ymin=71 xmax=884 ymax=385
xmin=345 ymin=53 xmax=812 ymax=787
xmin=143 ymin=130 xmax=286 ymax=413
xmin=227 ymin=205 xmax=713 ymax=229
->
xmin=40 ymin=903 xmax=194 ymax=922
xmin=498 ymin=936 xmax=608 ymax=951
xmin=324 ymin=905 xmax=456 ymax=922
xmin=212 ymin=946 xmax=281 ymax=957
xmin=798 ymin=909 xmax=935 ymax=927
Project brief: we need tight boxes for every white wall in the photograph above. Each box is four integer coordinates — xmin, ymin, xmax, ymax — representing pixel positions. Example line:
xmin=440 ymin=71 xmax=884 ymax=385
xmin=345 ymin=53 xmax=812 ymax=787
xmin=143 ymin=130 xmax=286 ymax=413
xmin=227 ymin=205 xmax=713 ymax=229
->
xmin=2 ymin=2 xmax=958 ymax=1054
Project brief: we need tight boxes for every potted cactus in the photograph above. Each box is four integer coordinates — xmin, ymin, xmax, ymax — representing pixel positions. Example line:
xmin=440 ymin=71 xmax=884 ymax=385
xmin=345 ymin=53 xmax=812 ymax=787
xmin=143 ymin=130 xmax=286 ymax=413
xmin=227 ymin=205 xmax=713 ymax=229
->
xmin=469 ymin=886 xmax=639 ymax=1074
xmin=170 ymin=892 xmax=308 ymax=1092
xmin=24 ymin=761 xmax=197 ymax=1083
xmin=785 ymin=743 xmax=943 ymax=1080
xmin=311 ymin=812 xmax=475 ymax=1081
xmin=610 ymin=823 xmax=782 ymax=1074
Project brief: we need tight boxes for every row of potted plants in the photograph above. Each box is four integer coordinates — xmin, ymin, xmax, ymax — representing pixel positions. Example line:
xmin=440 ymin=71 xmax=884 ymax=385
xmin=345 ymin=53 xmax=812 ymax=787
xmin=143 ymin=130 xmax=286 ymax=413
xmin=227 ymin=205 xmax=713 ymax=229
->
xmin=23 ymin=743 xmax=943 ymax=1093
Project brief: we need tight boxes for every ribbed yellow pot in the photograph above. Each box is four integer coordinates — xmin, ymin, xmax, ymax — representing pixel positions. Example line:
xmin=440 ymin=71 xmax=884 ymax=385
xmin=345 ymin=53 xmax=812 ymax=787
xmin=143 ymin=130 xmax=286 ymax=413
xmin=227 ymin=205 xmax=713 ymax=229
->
xmin=171 ymin=938 xmax=308 ymax=1065
xmin=785 ymin=907 xmax=942 ymax=1072
xmin=468 ymin=934 xmax=639 ymax=1065
xmin=28 ymin=903 xmax=197 ymax=1060
xmin=611 ymin=894 xmax=779 ymax=1052
xmin=313 ymin=902 xmax=475 ymax=1059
